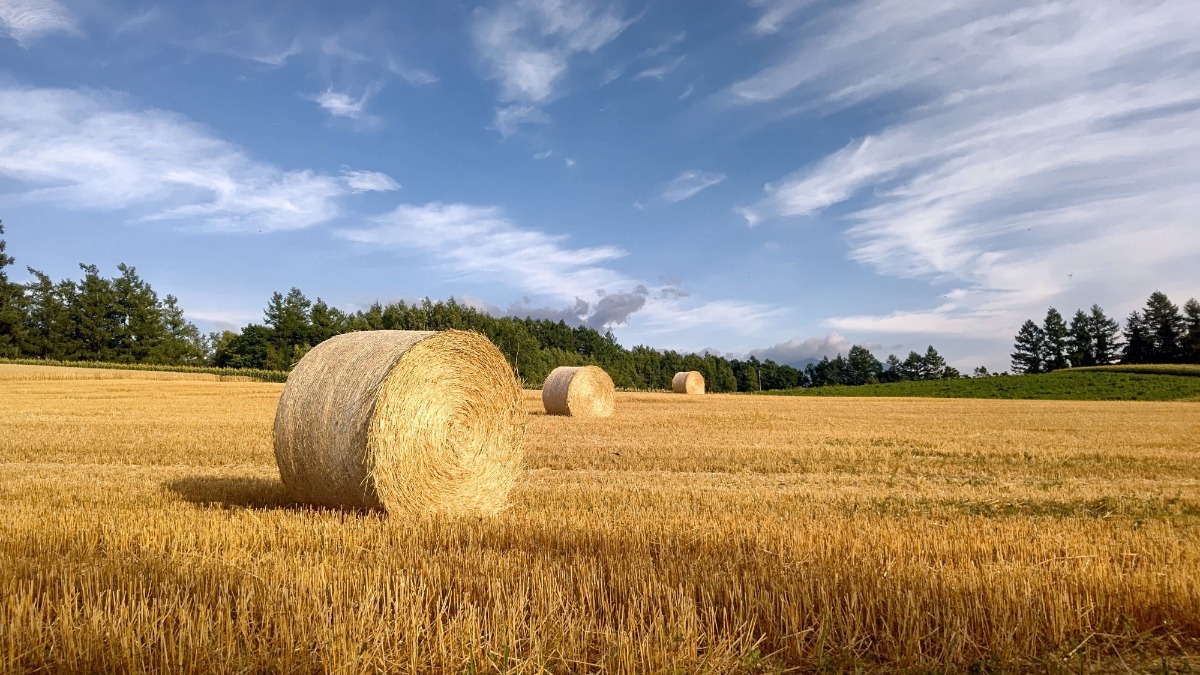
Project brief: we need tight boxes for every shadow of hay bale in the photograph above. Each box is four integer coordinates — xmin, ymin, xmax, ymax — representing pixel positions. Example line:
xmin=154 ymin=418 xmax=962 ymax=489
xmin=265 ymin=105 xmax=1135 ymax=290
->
xmin=165 ymin=476 xmax=300 ymax=511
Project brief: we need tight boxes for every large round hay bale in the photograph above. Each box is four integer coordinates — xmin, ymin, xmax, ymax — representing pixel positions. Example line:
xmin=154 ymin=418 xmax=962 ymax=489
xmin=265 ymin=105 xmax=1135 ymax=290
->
xmin=273 ymin=330 xmax=526 ymax=515
xmin=541 ymin=365 xmax=615 ymax=417
xmin=672 ymin=370 xmax=705 ymax=395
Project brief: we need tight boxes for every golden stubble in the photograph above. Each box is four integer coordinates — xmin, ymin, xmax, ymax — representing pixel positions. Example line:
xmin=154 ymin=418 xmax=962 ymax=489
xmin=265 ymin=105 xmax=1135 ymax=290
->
xmin=1 ymin=365 xmax=1198 ymax=673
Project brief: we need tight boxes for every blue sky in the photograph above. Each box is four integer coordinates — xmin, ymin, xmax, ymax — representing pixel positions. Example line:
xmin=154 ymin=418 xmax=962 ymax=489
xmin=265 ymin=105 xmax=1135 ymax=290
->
xmin=2 ymin=0 xmax=1198 ymax=371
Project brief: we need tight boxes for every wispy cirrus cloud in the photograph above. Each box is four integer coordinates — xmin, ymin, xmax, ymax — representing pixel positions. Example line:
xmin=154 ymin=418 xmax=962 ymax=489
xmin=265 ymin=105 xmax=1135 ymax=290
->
xmin=310 ymin=85 xmax=382 ymax=126
xmin=339 ymin=202 xmax=628 ymax=301
xmin=633 ymin=55 xmax=685 ymax=81
xmin=0 ymin=85 xmax=379 ymax=232
xmin=337 ymin=201 xmax=782 ymax=335
xmin=472 ymin=0 xmax=633 ymax=136
xmin=341 ymin=170 xmax=400 ymax=193
xmin=737 ymin=0 xmax=1200 ymax=341
xmin=746 ymin=0 xmax=812 ymax=36
xmin=1 ymin=0 xmax=76 ymax=45
xmin=660 ymin=170 xmax=726 ymax=203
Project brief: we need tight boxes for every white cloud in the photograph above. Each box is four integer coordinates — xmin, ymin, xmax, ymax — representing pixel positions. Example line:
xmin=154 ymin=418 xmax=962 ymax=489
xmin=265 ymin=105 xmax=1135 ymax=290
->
xmin=748 ymin=332 xmax=851 ymax=364
xmin=188 ymin=20 xmax=303 ymax=67
xmin=387 ymin=58 xmax=438 ymax=85
xmin=0 ymin=85 xmax=352 ymax=232
xmin=472 ymin=0 xmax=633 ymax=135
xmin=533 ymin=149 xmax=554 ymax=160
xmin=337 ymin=201 xmax=783 ymax=339
xmin=633 ymin=55 xmax=685 ymax=81
xmin=1 ymin=0 xmax=76 ymax=45
xmin=639 ymin=31 xmax=685 ymax=59
xmin=746 ymin=0 xmax=812 ymax=36
xmin=339 ymin=202 xmax=628 ymax=302
xmin=341 ymin=170 xmax=400 ymax=193
xmin=738 ymin=0 xmax=1200 ymax=340
xmin=492 ymin=104 xmax=550 ymax=138
xmin=311 ymin=86 xmax=381 ymax=124
xmin=661 ymin=170 xmax=726 ymax=203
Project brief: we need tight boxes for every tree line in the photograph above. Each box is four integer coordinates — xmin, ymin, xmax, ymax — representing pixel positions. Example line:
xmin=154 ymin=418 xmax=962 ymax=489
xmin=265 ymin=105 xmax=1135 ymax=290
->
xmin=1011 ymin=292 xmax=1200 ymax=373
xmin=0 ymin=221 xmax=957 ymax=391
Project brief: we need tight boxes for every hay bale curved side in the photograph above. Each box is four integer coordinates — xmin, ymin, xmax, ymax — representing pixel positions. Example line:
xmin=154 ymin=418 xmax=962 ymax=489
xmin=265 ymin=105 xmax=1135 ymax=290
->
xmin=273 ymin=330 xmax=526 ymax=514
xmin=672 ymin=370 xmax=706 ymax=395
xmin=541 ymin=365 xmax=616 ymax=417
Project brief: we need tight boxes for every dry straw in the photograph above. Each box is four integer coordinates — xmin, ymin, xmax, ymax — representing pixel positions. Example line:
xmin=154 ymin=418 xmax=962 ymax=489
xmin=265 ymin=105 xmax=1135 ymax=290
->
xmin=672 ymin=370 xmax=706 ymax=395
xmin=541 ymin=365 xmax=616 ymax=417
xmin=273 ymin=330 xmax=526 ymax=515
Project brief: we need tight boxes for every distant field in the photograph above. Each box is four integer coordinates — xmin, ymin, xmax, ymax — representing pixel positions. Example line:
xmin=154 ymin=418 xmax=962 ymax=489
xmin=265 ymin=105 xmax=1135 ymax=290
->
xmin=1 ymin=366 xmax=1198 ymax=672
xmin=768 ymin=369 xmax=1200 ymax=401
xmin=0 ymin=358 xmax=287 ymax=382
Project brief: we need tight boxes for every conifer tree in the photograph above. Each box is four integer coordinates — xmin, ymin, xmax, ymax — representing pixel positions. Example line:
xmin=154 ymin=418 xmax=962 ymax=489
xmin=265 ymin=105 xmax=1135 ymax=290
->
xmin=1141 ymin=291 xmax=1184 ymax=362
xmin=1066 ymin=309 xmax=1094 ymax=367
xmin=921 ymin=345 xmax=947 ymax=379
xmin=0 ymin=221 xmax=23 ymax=358
xmin=1121 ymin=311 xmax=1154 ymax=364
xmin=1041 ymin=307 xmax=1069 ymax=371
xmin=1183 ymin=298 xmax=1200 ymax=364
xmin=1089 ymin=304 xmax=1122 ymax=365
xmin=1011 ymin=320 xmax=1045 ymax=374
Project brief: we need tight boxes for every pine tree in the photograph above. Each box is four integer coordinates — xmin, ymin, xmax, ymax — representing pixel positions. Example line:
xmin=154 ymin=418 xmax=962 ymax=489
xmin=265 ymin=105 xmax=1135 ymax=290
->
xmin=23 ymin=269 xmax=78 ymax=359
xmin=152 ymin=295 xmax=207 ymax=365
xmin=1141 ymin=291 xmax=1184 ymax=362
xmin=1066 ymin=309 xmax=1094 ymax=367
xmin=846 ymin=345 xmax=881 ymax=385
xmin=1089 ymin=304 xmax=1122 ymax=365
xmin=0 ymin=221 xmax=24 ymax=358
xmin=1183 ymin=298 xmax=1200 ymax=364
xmin=1121 ymin=311 xmax=1154 ymax=364
xmin=880 ymin=354 xmax=903 ymax=383
xmin=112 ymin=264 xmax=165 ymax=362
xmin=900 ymin=351 xmax=924 ymax=380
xmin=921 ymin=345 xmax=947 ymax=380
xmin=1011 ymin=320 xmax=1045 ymax=374
xmin=1041 ymin=307 xmax=1069 ymax=371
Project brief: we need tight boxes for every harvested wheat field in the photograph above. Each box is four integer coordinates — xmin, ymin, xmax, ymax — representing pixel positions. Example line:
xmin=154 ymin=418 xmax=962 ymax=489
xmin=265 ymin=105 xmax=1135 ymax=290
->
xmin=1 ymin=364 xmax=1198 ymax=673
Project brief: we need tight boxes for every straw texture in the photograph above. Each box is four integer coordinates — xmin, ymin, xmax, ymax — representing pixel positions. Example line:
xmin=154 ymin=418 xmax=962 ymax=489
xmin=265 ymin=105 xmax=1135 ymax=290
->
xmin=273 ymin=330 xmax=526 ymax=515
xmin=672 ymin=371 xmax=706 ymax=395
xmin=541 ymin=365 xmax=616 ymax=417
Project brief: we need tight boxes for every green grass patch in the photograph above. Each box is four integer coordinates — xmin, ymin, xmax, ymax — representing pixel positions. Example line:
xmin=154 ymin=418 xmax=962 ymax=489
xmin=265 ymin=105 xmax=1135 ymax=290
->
xmin=765 ymin=370 xmax=1200 ymax=401
xmin=1073 ymin=363 xmax=1200 ymax=377
xmin=0 ymin=358 xmax=288 ymax=383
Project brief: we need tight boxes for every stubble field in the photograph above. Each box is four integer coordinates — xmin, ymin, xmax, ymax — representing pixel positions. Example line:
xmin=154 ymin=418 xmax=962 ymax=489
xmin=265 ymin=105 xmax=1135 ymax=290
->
xmin=1 ymin=363 xmax=1198 ymax=673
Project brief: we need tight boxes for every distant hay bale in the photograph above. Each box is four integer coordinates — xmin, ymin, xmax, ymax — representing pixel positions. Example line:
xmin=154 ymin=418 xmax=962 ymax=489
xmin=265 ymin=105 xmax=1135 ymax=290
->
xmin=672 ymin=371 xmax=705 ymax=395
xmin=273 ymin=330 xmax=526 ymax=515
xmin=541 ymin=366 xmax=616 ymax=417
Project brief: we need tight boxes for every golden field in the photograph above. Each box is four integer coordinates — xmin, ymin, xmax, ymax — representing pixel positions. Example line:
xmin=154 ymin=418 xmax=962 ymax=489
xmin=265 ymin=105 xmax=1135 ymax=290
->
xmin=1 ymin=363 xmax=1198 ymax=673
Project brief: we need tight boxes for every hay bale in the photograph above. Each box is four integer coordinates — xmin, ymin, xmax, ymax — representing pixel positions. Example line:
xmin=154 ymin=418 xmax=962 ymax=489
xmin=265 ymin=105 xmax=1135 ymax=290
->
xmin=541 ymin=365 xmax=615 ymax=417
xmin=672 ymin=370 xmax=705 ymax=395
xmin=273 ymin=330 xmax=526 ymax=515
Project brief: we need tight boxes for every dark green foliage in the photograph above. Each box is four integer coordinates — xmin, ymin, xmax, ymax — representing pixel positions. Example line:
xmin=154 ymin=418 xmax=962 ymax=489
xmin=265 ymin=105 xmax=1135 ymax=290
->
xmin=1184 ymin=298 xmax=1200 ymax=363
xmin=1090 ymin=304 xmax=1123 ymax=365
xmin=0 ymin=226 xmax=207 ymax=368
xmin=1121 ymin=311 xmax=1154 ymax=365
xmin=1040 ymin=308 xmax=1069 ymax=371
xmin=767 ymin=370 xmax=1200 ymax=401
xmin=1141 ymin=291 xmax=1185 ymax=362
xmin=1011 ymin=318 xmax=1046 ymax=374
xmin=845 ymin=345 xmax=882 ymax=385
xmin=0 ymin=221 xmax=23 ymax=358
